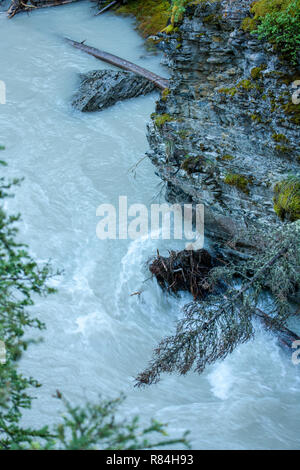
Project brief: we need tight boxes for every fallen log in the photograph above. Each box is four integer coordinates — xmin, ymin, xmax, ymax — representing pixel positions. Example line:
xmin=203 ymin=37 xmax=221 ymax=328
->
xmin=95 ymin=0 xmax=119 ymax=16
xmin=7 ymin=0 xmax=80 ymax=18
xmin=64 ymin=37 xmax=170 ymax=90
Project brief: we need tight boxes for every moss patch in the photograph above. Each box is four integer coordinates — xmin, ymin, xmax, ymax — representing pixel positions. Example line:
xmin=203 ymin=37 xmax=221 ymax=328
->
xmin=251 ymin=113 xmax=262 ymax=123
xmin=218 ymin=87 xmax=237 ymax=97
xmin=181 ymin=155 xmax=204 ymax=174
xmin=221 ymin=154 xmax=235 ymax=161
xmin=224 ymin=173 xmax=250 ymax=194
xmin=151 ymin=113 xmax=174 ymax=128
xmin=237 ymin=79 xmax=255 ymax=91
xmin=282 ymin=101 xmax=300 ymax=125
xmin=116 ymin=0 xmax=170 ymax=37
xmin=177 ymin=129 xmax=190 ymax=139
xmin=202 ymin=13 xmax=221 ymax=24
xmin=250 ymin=65 xmax=267 ymax=80
xmin=161 ymin=88 xmax=171 ymax=102
xmin=272 ymin=133 xmax=289 ymax=142
xmin=273 ymin=176 xmax=300 ymax=221
xmin=275 ymin=144 xmax=290 ymax=153
xmin=116 ymin=0 xmax=221 ymax=37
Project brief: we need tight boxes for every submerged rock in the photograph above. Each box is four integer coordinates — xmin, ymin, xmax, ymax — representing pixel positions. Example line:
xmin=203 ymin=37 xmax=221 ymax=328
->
xmin=72 ymin=70 xmax=156 ymax=112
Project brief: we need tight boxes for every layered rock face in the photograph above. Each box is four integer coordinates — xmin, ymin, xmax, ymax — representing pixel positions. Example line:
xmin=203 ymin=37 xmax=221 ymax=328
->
xmin=147 ymin=0 xmax=299 ymax=249
xmin=73 ymin=70 xmax=155 ymax=112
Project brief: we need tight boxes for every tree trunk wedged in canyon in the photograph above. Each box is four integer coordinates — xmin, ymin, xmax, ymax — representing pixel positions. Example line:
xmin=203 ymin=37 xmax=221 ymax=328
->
xmin=65 ymin=37 xmax=170 ymax=90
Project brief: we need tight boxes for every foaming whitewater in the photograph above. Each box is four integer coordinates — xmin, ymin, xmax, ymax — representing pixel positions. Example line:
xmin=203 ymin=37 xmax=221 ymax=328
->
xmin=0 ymin=3 xmax=299 ymax=449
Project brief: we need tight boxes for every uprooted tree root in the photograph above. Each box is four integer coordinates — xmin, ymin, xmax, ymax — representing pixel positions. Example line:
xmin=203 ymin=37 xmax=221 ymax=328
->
xmin=149 ymin=249 xmax=221 ymax=300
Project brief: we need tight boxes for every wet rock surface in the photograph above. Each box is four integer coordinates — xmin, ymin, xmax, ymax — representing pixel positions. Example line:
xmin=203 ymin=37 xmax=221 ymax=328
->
xmin=72 ymin=69 xmax=156 ymax=112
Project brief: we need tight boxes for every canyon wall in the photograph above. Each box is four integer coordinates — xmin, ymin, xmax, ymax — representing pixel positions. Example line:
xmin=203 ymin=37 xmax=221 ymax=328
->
xmin=147 ymin=0 xmax=299 ymax=252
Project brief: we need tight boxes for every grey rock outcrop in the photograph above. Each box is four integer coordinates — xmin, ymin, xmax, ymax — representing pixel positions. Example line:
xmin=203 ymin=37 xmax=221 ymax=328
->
xmin=72 ymin=70 xmax=156 ymax=112
xmin=146 ymin=0 xmax=300 ymax=252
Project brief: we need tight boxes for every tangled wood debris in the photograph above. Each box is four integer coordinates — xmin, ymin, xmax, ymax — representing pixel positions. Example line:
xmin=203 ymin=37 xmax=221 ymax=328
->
xmin=149 ymin=249 xmax=219 ymax=300
xmin=7 ymin=0 xmax=80 ymax=18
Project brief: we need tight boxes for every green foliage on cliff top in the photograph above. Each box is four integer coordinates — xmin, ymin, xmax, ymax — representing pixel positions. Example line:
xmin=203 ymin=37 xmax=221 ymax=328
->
xmin=117 ymin=0 xmax=300 ymax=63
xmin=242 ymin=0 xmax=300 ymax=64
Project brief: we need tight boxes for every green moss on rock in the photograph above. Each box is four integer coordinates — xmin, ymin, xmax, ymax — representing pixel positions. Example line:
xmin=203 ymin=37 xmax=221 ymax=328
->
xmin=237 ymin=79 xmax=255 ymax=91
xmin=251 ymin=114 xmax=262 ymax=123
xmin=272 ymin=133 xmax=289 ymax=142
xmin=275 ymin=144 xmax=290 ymax=153
xmin=181 ymin=155 xmax=204 ymax=174
xmin=282 ymin=101 xmax=300 ymax=125
xmin=273 ymin=176 xmax=300 ymax=221
xmin=161 ymin=88 xmax=171 ymax=101
xmin=116 ymin=0 xmax=170 ymax=37
xmin=221 ymin=154 xmax=235 ymax=161
xmin=177 ymin=129 xmax=190 ymax=139
xmin=203 ymin=14 xmax=221 ymax=24
xmin=218 ymin=87 xmax=237 ymax=97
xmin=151 ymin=113 xmax=173 ymax=128
xmin=224 ymin=173 xmax=250 ymax=194
xmin=250 ymin=65 xmax=267 ymax=80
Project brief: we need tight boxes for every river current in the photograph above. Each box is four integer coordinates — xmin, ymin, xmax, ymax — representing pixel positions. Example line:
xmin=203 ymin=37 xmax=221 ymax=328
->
xmin=0 ymin=2 xmax=299 ymax=449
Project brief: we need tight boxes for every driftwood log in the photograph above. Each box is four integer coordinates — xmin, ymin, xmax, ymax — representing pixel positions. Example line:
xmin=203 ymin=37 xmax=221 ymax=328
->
xmin=95 ymin=0 xmax=119 ymax=16
xmin=65 ymin=37 xmax=170 ymax=90
xmin=7 ymin=0 xmax=80 ymax=18
xmin=149 ymin=249 xmax=300 ymax=351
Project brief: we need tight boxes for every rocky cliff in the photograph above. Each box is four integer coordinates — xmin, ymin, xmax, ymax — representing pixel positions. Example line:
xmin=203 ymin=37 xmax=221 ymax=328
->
xmin=146 ymin=0 xmax=300 ymax=252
